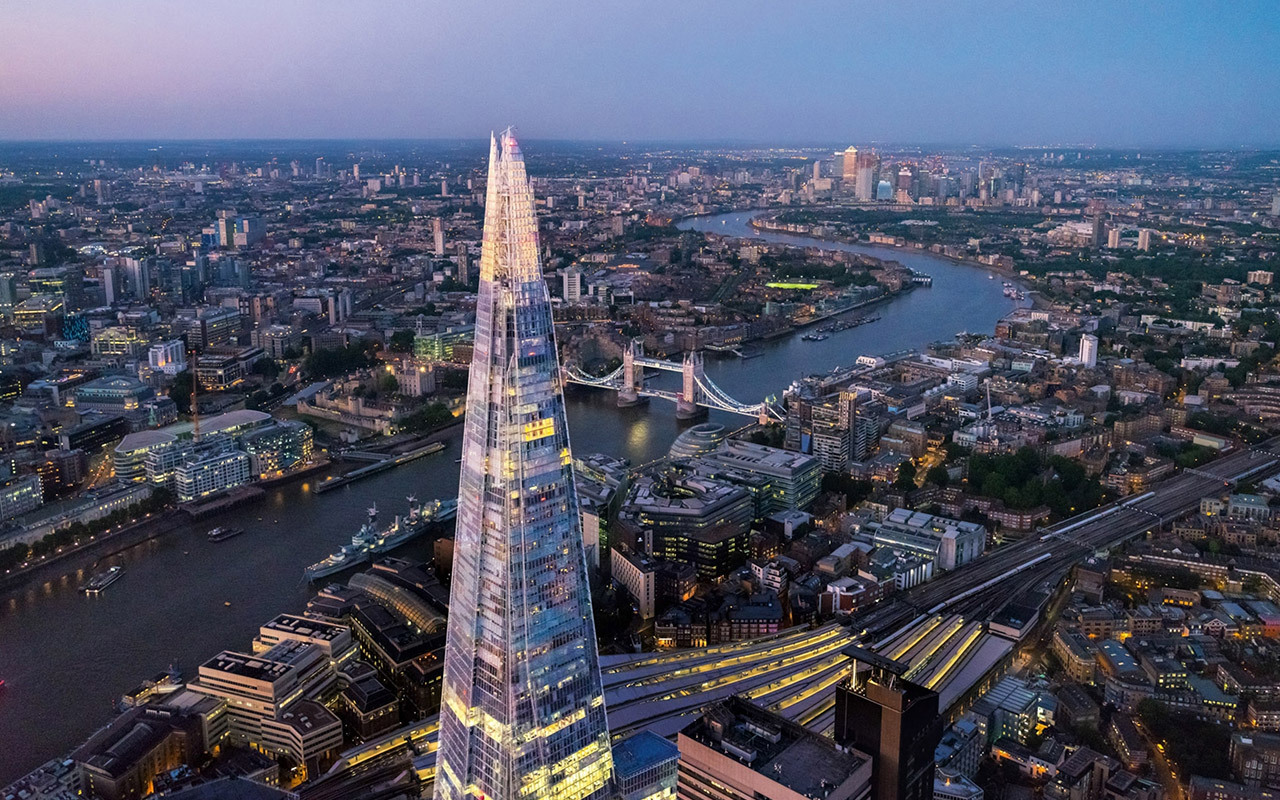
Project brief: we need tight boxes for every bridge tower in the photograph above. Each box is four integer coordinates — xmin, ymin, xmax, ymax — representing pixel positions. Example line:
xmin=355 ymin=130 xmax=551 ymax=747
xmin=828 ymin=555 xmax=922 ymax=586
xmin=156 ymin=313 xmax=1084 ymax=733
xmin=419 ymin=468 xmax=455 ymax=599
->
xmin=676 ymin=350 xmax=707 ymax=419
xmin=617 ymin=339 xmax=645 ymax=407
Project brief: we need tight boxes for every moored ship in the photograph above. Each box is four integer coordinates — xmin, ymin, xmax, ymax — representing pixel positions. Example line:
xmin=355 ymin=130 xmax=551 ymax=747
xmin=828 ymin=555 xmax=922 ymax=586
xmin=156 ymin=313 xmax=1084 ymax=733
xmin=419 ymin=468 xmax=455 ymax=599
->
xmin=304 ymin=506 xmax=381 ymax=581
xmin=370 ymin=496 xmax=459 ymax=553
xmin=305 ymin=497 xmax=457 ymax=581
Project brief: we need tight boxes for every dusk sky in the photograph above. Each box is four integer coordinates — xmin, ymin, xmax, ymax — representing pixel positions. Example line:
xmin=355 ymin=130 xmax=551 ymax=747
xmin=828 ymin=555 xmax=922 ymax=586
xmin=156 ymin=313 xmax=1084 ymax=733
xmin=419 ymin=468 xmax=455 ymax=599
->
xmin=4 ymin=0 xmax=1279 ymax=146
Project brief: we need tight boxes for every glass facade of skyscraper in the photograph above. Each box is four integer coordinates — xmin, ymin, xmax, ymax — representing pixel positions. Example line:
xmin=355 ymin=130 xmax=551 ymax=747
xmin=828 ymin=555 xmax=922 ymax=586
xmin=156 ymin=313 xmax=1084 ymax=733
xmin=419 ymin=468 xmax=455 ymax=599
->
xmin=433 ymin=131 xmax=613 ymax=800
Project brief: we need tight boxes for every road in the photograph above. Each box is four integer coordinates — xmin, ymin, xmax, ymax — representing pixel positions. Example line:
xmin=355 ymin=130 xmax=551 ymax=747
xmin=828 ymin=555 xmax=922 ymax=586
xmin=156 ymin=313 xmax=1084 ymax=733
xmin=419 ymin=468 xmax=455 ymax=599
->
xmin=856 ymin=437 xmax=1280 ymax=640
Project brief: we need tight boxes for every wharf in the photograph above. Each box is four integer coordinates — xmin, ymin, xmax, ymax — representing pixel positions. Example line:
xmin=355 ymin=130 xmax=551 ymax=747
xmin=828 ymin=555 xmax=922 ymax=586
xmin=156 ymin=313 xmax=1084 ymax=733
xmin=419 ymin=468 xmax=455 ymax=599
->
xmin=312 ymin=441 xmax=447 ymax=494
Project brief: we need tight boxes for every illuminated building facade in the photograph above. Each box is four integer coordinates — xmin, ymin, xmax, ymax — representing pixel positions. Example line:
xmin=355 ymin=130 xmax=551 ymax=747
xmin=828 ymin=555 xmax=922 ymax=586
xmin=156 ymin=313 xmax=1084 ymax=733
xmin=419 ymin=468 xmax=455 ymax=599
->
xmin=173 ymin=448 xmax=251 ymax=501
xmin=434 ymin=131 xmax=613 ymax=800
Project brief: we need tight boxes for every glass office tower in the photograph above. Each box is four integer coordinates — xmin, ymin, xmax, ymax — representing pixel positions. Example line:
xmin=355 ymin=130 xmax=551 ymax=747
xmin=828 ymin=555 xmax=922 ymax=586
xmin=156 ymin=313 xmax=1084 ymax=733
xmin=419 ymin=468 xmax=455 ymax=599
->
xmin=434 ymin=130 xmax=614 ymax=800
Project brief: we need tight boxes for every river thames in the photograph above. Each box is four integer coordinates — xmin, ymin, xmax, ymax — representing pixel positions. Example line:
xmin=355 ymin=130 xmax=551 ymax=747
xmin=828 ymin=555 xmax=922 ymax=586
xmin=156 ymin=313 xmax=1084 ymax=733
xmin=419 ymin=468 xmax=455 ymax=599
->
xmin=0 ymin=210 xmax=1021 ymax=783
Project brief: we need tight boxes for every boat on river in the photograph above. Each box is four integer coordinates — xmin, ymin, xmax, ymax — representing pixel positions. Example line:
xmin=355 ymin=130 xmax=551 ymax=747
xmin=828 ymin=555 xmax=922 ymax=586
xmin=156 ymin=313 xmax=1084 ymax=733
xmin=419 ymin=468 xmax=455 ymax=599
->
xmin=304 ymin=506 xmax=381 ymax=580
xmin=83 ymin=566 xmax=123 ymax=595
xmin=370 ymin=496 xmax=459 ymax=553
xmin=206 ymin=526 xmax=244 ymax=543
xmin=305 ymin=496 xmax=458 ymax=581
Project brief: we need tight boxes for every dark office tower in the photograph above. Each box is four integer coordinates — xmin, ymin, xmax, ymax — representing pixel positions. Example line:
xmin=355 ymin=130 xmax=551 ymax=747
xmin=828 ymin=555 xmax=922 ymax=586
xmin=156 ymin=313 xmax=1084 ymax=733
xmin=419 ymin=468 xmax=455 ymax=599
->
xmin=455 ymin=241 xmax=469 ymax=285
xmin=63 ymin=266 xmax=86 ymax=311
xmin=834 ymin=650 xmax=942 ymax=800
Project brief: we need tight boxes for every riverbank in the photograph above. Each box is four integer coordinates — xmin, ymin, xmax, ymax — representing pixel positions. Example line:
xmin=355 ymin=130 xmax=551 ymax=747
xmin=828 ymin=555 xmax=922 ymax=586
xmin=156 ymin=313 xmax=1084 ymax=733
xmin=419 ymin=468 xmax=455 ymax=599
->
xmin=745 ymin=210 xmax=1027 ymax=281
xmin=0 ymin=508 xmax=183 ymax=602
xmin=0 ymin=420 xmax=468 ymax=602
xmin=0 ymin=461 xmax=329 ymax=602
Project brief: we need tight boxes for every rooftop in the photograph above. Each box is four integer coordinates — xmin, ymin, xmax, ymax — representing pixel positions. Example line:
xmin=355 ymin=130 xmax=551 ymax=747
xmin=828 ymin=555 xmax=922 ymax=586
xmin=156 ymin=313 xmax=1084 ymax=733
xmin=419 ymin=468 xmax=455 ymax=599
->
xmin=162 ymin=777 xmax=296 ymax=800
xmin=115 ymin=428 xmax=178 ymax=453
xmin=273 ymin=698 xmax=340 ymax=735
xmin=702 ymin=439 xmax=819 ymax=476
xmin=611 ymin=730 xmax=680 ymax=780
xmin=261 ymin=613 xmax=348 ymax=642
xmin=163 ymin=408 xmax=272 ymax=439
xmin=200 ymin=640 xmax=319 ymax=684
xmin=681 ymin=697 xmax=868 ymax=799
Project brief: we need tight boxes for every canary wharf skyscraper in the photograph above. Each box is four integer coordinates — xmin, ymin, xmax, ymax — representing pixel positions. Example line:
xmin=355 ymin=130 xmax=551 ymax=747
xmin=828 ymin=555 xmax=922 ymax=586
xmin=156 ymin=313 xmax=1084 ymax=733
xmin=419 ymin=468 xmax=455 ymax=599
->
xmin=434 ymin=130 xmax=614 ymax=800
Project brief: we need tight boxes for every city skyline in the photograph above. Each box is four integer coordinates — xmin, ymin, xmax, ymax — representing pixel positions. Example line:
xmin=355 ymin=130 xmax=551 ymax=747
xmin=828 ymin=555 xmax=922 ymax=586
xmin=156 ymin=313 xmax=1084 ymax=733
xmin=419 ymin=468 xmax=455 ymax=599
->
xmin=5 ymin=1 xmax=1280 ymax=146
xmin=8 ymin=4 xmax=1280 ymax=793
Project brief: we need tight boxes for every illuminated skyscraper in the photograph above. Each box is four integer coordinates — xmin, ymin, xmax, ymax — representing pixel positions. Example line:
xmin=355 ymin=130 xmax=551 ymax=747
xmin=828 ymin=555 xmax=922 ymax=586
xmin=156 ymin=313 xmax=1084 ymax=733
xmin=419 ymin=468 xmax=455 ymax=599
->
xmin=434 ymin=130 xmax=613 ymax=800
xmin=841 ymin=146 xmax=859 ymax=181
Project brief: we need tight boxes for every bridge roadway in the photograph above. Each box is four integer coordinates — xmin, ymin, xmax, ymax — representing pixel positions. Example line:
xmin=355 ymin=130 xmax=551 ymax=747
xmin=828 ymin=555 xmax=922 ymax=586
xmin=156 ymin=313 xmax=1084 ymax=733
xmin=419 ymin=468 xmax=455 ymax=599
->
xmin=302 ymin=437 xmax=1280 ymax=797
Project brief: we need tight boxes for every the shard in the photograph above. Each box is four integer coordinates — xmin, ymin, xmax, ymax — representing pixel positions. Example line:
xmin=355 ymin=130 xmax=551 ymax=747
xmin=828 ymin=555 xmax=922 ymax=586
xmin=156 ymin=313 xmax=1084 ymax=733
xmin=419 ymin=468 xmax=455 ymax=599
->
xmin=434 ymin=130 xmax=614 ymax=800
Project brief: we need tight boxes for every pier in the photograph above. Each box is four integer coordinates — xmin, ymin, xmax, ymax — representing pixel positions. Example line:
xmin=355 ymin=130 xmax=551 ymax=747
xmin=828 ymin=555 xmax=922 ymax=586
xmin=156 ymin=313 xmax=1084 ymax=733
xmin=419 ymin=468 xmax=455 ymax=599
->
xmin=312 ymin=441 xmax=447 ymax=494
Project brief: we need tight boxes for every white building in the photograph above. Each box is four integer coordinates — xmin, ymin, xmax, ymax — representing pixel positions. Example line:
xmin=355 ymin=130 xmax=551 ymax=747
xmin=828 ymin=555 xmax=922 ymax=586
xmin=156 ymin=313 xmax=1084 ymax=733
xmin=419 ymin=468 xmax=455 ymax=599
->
xmin=0 ymin=474 xmax=43 ymax=519
xmin=253 ymin=614 xmax=356 ymax=662
xmin=189 ymin=640 xmax=342 ymax=769
xmin=750 ymin=559 xmax=790 ymax=594
xmin=562 ymin=267 xmax=583 ymax=304
xmin=433 ymin=217 xmax=445 ymax=257
xmin=1078 ymin=334 xmax=1098 ymax=368
xmin=611 ymin=547 xmax=657 ymax=619
xmin=174 ymin=449 xmax=251 ymax=501
xmin=261 ymin=700 xmax=343 ymax=774
xmin=147 ymin=339 xmax=187 ymax=376
xmin=868 ymin=508 xmax=986 ymax=572
xmin=948 ymin=372 xmax=980 ymax=392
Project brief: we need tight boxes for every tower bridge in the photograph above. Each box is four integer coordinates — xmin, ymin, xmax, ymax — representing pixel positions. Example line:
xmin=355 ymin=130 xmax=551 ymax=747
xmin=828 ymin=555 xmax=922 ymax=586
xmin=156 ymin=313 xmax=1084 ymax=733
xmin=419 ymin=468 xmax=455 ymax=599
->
xmin=563 ymin=339 xmax=784 ymax=422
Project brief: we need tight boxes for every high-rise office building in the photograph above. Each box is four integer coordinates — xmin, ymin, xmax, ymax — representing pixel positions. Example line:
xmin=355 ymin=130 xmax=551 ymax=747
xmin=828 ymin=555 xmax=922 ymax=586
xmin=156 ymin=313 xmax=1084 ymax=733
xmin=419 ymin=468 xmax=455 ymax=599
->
xmin=841 ymin=146 xmax=859 ymax=182
xmin=898 ymin=166 xmax=913 ymax=192
xmin=455 ymin=241 xmax=470 ymax=284
xmin=433 ymin=130 xmax=613 ymax=800
xmin=234 ymin=216 xmax=265 ymax=249
xmin=1079 ymin=334 xmax=1099 ymax=368
xmin=100 ymin=263 xmax=120 ymax=306
xmin=433 ymin=217 xmax=445 ymax=257
xmin=124 ymin=257 xmax=151 ymax=298
xmin=834 ymin=650 xmax=942 ymax=800
xmin=563 ymin=266 xmax=583 ymax=303
xmin=855 ymin=150 xmax=878 ymax=201
xmin=216 ymin=215 xmax=236 ymax=250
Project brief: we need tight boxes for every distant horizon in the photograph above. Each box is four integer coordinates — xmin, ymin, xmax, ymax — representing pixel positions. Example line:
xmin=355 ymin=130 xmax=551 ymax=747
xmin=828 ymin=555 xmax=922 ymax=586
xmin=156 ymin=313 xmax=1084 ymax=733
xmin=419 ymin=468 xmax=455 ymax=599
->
xmin=1 ymin=136 xmax=1277 ymax=152
xmin=5 ymin=2 xmax=1278 ymax=146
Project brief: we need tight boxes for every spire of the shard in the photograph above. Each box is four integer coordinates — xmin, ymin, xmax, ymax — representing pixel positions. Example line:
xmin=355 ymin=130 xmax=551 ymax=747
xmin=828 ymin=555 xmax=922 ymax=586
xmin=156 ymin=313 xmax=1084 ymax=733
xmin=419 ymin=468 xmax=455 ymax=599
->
xmin=433 ymin=130 xmax=613 ymax=800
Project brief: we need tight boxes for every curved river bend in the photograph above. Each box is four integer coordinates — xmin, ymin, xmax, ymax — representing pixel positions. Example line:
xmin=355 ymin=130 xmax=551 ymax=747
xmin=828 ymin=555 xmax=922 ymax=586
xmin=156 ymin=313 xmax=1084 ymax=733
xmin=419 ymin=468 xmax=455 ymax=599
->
xmin=0 ymin=210 xmax=1020 ymax=783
